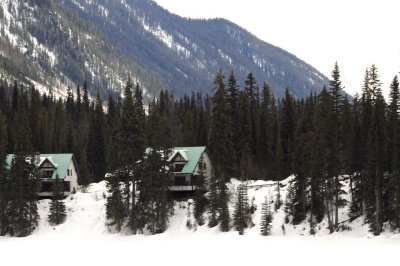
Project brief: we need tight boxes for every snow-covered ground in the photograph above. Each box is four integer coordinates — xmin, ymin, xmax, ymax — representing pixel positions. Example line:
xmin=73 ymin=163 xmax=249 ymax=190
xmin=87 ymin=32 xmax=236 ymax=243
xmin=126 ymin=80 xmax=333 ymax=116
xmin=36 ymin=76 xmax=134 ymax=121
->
xmin=0 ymin=177 xmax=399 ymax=266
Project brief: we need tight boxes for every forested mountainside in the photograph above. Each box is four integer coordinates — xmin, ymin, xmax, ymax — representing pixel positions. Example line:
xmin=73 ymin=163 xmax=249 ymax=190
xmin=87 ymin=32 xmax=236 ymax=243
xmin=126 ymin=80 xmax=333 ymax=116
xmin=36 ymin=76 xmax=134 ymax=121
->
xmin=0 ymin=0 xmax=329 ymax=99
xmin=0 ymin=0 xmax=163 ymax=99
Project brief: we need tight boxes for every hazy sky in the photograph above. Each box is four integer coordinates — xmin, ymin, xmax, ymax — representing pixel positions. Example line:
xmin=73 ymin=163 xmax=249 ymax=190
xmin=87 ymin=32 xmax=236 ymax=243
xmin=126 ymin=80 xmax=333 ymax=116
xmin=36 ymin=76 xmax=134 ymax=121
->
xmin=153 ymin=0 xmax=400 ymax=97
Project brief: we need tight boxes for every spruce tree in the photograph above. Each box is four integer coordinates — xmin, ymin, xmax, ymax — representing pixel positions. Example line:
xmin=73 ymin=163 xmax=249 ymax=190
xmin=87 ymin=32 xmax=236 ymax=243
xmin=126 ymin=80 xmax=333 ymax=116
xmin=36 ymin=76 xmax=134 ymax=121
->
xmin=48 ymin=176 xmax=67 ymax=225
xmin=208 ymin=174 xmax=219 ymax=228
xmin=193 ymin=157 xmax=208 ymax=226
xmin=260 ymin=195 xmax=273 ymax=236
xmin=0 ymin=111 xmax=8 ymax=235
xmin=233 ymin=183 xmax=251 ymax=235
xmin=87 ymin=93 xmax=106 ymax=182
xmin=366 ymin=65 xmax=386 ymax=235
xmin=387 ymin=76 xmax=400 ymax=229
xmin=208 ymin=70 xmax=232 ymax=231
xmin=7 ymin=153 xmax=39 ymax=237
xmin=105 ymin=169 xmax=125 ymax=232
xmin=328 ymin=63 xmax=345 ymax=229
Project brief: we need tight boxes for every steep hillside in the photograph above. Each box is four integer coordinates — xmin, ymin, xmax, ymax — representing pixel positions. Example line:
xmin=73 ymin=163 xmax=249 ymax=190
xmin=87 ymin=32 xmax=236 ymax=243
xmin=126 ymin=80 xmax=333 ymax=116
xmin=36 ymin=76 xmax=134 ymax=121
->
xmin=0 ymin=0 xmax=163 ymax=99
xmin=62 ymin=0 xmax=329 ymax=98
xmin=0 ymin=0 xmax=329 ymax=99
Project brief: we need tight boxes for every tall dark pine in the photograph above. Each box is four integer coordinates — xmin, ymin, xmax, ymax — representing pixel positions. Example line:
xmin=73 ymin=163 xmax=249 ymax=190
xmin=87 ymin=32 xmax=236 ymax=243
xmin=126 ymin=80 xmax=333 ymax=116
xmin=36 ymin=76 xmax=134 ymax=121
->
xmin=7 ymin=90 xmax=39 ymax=236
xmin=193 ymin=157 xmax=208 ymax=226
xmin=387 ymin=76 xmax=400 ymax=228
xmin=328 ymin=62 xmax=345 ymax=229
xmin=105 ymin=169 xmax=125 ymax=232
xmin=244 ymin=73 xmax=259 ymax=156
xmin=226 ymin=71 xmax=240 ymax=177
xmin=280 ymin=89 xmax=296 ymax=178
xmin=260 ymin=196 xmax=273 ymax=236
xmin=87 ymin=93 xmax=106 ymax=182
xmin=366 ymin=65 xmax=386 ymax=235
xmin=128 ymin=83 xmax=146 ymax=233
xmin=233 ymin=183 xmax=251 ymax=235
xmin=0 ymin=111 xmax=8 ymax=235
xmin=48 ymin=176 xmax=67 ymax=225
xmin=208 ymin=70 xmax=232 ymax=232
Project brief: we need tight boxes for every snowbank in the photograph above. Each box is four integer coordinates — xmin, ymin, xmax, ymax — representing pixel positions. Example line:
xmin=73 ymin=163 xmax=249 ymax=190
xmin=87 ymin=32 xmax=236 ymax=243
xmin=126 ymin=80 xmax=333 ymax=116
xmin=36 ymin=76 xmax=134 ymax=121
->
xmin=1 ymin=177 xmax=400 ymax=266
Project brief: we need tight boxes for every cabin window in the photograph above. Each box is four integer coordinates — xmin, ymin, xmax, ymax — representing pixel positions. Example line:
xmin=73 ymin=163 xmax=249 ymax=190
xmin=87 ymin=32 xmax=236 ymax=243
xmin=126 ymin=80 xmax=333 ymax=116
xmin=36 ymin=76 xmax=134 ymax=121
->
xmin=175 ymin=176 xmax=187 ymax=186
xmin=41 ymin=182 xmax=54 ymax=193
xmin=67 ymin=169 xmax=72 ymax=176
xmin=63 ymin=181 xmax=70 ymax=192
xmin=174 ymin=163 xmax=185 ymax=172
xmin=41 ymin=170 xmax=54 ymax=179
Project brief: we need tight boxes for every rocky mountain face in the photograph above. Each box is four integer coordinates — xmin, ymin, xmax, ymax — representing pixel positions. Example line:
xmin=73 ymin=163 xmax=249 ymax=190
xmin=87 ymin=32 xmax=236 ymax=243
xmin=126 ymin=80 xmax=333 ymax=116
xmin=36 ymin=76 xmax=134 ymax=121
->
xmin=0 ymin=0 xmax=329 ymax=99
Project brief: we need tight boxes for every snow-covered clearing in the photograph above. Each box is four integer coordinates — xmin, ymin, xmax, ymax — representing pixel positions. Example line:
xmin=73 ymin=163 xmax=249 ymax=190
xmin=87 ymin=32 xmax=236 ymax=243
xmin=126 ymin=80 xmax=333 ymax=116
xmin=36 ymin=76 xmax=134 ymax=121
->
xmin=0 ymin=178 xmax=399 ymax=265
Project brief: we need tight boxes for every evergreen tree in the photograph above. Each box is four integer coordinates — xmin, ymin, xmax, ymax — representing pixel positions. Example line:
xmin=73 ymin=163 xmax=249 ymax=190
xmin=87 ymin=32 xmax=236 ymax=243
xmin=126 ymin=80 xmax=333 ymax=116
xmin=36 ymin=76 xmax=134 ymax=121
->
xmin=328 ymin=63 xmax=345 ymax=229
xmin=208 ymin=70 xmax=232 ymax=231
xmin=105 ymin=169 xmax=125 ymax=232
xmin=233 ymin=183 xmax=251 ymax=235
xmin=366 ymin=65 xmax=386 ymax=235
xmin=7 ymin=153 xmax=38 ymax=237
xmin=0 ymin=111 xmax=8 ymax=235
xmin=387 ymin=76 xmax=400 ymax=228
xmin=193 ymin=157 xmax=208 ymax=226
xmin=48 ymin=176 xmax=67 ymax=225
xmin=87 ymin=93 xmax=106 ymax=182
xmin=208 ymin=173 xmax=219 ymax=228
xmin=260 ymin=195 xmax=273 ymax=236
xmin=209 ymin=69 xmax=234 ymax=178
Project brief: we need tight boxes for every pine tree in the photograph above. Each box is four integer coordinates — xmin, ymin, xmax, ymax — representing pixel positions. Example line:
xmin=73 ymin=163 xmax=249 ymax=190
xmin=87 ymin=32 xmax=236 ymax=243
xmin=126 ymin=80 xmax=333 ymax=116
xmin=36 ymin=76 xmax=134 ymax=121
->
xmin=87 ymin=93 xmax=106 ymax=182
xmin=105 ymin=169 xmax=125 ymax=232
xmin=329 ymin=63 xmax=345 ymax=229
xmin=193 ymin=157 xmax=208 ymax=226
xmin=0 ymin=111 xmax=8 ymax=235
xmin=387 ymin=76 xmax=400 ymax=229
xmin=280 ymin=89 xmax=296 ymax=178
xmin=260 ymin=195 xmax=273 ymax=236
xmin=233 ymin=183 xmax=251 ymax=234
xmin=7 ymin=153 xmax=38 ymax=237
xmin=366 ymin=65 xmax=386 ymax=235
xmin=226 ymin=71 xmax=240 ymax=177
xmin=208 ymin=70 xmax=232 ymax=231
xmin=48 ymin=176 xmax=67 ymax=225
xmin=209 ymin=69 xmax=234 ymax=178
xmin=208 ymin=173 xmax=219 ymax=228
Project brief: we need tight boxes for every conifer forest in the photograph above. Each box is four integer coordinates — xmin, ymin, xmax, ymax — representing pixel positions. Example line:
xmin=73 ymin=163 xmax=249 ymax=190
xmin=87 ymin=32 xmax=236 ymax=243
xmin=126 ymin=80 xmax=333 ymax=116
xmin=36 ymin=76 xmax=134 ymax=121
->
xmin=1 ymin=62 xmax=400 ymax=238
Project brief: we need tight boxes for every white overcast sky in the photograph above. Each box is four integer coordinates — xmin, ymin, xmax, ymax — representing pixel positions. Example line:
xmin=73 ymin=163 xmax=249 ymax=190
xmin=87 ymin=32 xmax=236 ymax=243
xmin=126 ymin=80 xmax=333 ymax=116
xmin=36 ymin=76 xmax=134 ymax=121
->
xmin=153 ymin=0 xmax=400 ymax=97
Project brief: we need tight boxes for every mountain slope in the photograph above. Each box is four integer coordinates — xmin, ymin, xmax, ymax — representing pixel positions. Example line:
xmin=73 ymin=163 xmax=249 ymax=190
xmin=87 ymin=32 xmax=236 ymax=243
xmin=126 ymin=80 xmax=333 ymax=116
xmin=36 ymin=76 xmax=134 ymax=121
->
xmin=0 ymin=0 xmax=329 ymax=99
xmin=61 ymin=0 xmax=329 ymax=98
xmin=0 ymin=0 xmax=163 ymax=99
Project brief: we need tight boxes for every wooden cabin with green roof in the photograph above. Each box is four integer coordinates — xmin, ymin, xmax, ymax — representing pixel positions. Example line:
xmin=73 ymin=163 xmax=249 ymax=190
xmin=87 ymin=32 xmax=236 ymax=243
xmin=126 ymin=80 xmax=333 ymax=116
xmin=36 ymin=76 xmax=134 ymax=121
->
xmin=6 ymin=153 xmax=80 ymax=197
xmin=167 ymin=146 xmax=213 ymax=192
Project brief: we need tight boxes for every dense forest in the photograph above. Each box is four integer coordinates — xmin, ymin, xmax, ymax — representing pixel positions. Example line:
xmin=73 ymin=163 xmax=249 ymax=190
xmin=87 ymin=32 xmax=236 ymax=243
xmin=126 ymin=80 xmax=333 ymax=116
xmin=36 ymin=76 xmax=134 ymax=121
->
xmin=0 ymin=63 xmax=400 ymax=236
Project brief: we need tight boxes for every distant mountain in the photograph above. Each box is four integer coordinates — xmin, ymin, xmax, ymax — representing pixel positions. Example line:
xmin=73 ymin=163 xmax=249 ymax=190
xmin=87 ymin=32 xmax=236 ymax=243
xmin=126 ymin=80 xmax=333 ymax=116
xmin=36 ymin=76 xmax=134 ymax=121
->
xmin=0 ymin=0 xmax=329 ymax=99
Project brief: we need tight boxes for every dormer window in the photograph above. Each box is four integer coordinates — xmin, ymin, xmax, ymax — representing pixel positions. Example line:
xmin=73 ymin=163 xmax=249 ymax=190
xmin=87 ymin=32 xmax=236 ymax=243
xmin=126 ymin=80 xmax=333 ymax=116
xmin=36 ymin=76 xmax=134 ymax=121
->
xmin=174 ymin=163 xmax=185 ymax=172
xmin=41 ymin=170 xmax=54 ymax=179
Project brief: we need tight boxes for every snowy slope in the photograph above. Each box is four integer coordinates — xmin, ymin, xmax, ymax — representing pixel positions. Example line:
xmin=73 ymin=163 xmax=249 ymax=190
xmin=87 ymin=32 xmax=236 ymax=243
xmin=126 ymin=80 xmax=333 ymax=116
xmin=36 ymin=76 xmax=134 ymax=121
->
xmin=7 ymin=176 xmax=399 ymax=238
xmin=1 ymin=177 xmax=400 ymax=266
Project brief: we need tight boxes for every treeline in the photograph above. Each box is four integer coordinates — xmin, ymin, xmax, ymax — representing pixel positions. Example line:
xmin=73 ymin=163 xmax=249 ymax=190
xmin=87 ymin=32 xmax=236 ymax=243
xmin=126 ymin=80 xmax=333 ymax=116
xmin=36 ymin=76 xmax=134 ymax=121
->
xmin=1 ymin=61 xmax=400 ymax=236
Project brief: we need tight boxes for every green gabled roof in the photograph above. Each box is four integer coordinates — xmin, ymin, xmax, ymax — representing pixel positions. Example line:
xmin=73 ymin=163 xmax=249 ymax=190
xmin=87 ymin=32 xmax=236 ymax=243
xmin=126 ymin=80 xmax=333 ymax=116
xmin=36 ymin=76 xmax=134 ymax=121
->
xmin=6 ymin=154 xmax=74 ymax=180
xmin=145 ymin=146 xmax=207 ymax=174
xmin=171 ymin=147 xmax=207 ymax=174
